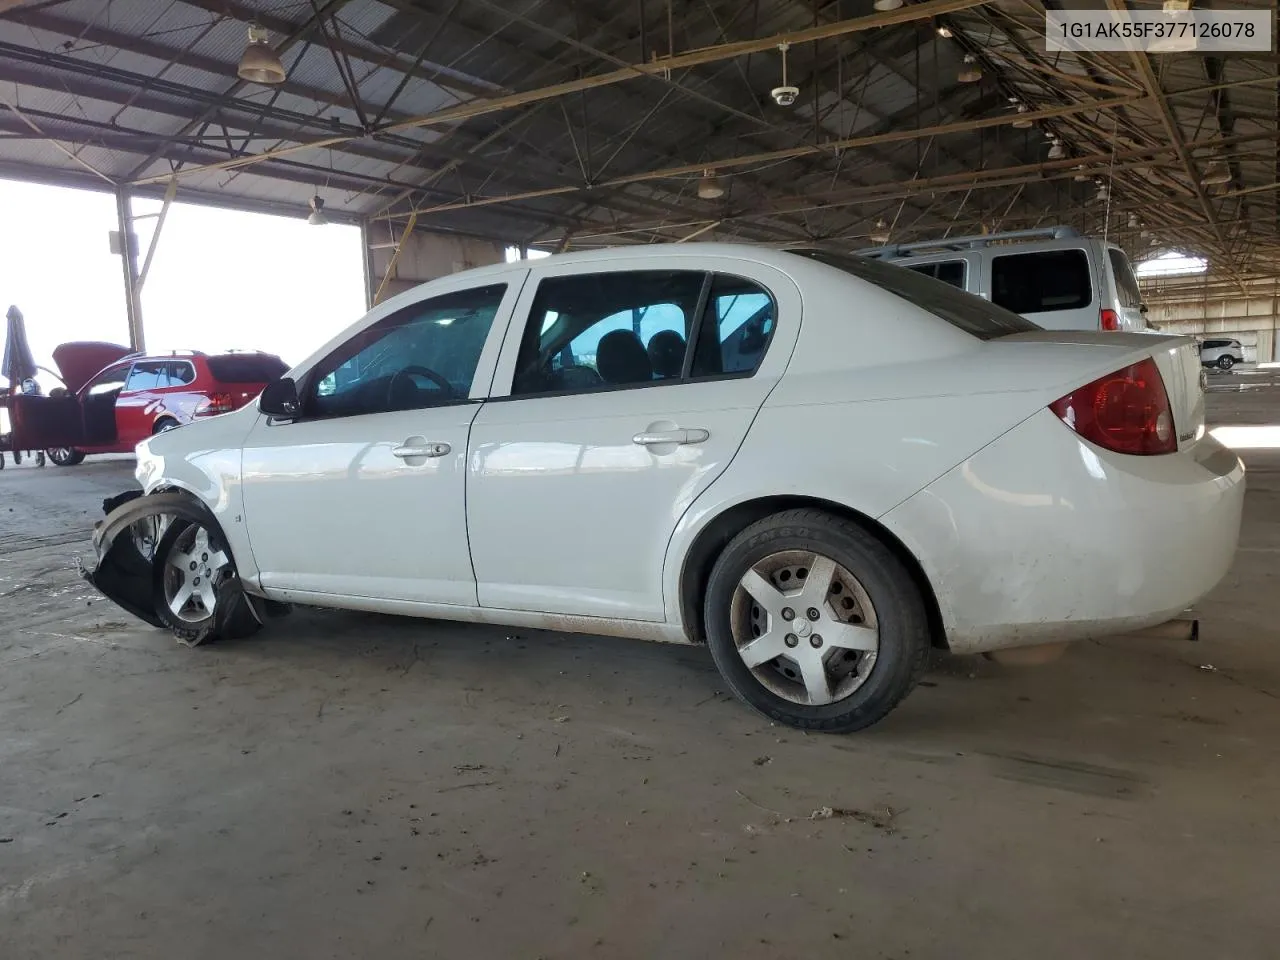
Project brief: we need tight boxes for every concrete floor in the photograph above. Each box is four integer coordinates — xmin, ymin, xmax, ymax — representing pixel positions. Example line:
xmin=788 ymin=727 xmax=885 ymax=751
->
xmin=3 ymin=377 xmax=1279 ymax=959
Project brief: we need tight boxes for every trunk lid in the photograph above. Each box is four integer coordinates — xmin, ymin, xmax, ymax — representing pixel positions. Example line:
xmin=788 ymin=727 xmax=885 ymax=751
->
xmin=996 ymin=330 xmax=1205 ymax=452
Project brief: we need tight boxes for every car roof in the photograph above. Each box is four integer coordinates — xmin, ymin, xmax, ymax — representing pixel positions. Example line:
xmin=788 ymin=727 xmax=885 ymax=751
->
xmin=448 ymin=243 xmax=820 ymax=283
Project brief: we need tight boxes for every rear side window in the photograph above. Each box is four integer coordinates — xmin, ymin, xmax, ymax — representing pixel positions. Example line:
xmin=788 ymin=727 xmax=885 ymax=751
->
xmin=510 ymin=270 xmax=777 ymax=395
xmin=513 ymin=271 xmax=705 ymax=393
xmin=906 ymin=260 xmax=966 ymax=289
xmin=691 ymin=275 xmax=775 ymax=377
xmin=126 ymin=361 xmax=168 ymax=391
xmin=207 ymin=354 xmax=289 ymax=383
xmin=1108 ymin=249 xmax=1142 ymax=308
xmin=991 ymin=250 xmax=1092 ymax=314
xmin=789 ymin=249 xmax=1036 ymax=340
xmin=169 ymin=361 xmax=196 ymax=386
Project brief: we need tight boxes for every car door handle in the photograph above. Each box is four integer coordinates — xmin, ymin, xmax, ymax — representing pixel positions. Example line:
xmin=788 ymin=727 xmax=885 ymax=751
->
xmin=632 ymin=428 xmax=709 ymax=446
xmin=392 ymin=441 xmax=451 ymax=459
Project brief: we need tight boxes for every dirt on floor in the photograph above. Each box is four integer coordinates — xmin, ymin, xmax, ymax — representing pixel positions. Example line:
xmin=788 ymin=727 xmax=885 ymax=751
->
xmin=2 ymin=378 xmax=1280 ymax=960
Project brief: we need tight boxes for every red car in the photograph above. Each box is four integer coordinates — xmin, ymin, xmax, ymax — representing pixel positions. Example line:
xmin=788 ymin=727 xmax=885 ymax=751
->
xmin=10 ymin=342 xmax=287 ymax=466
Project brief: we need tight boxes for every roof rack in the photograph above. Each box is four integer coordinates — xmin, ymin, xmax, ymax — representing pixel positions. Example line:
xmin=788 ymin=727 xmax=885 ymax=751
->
xmin=856 ymin=225 xmax=1081 ymax=259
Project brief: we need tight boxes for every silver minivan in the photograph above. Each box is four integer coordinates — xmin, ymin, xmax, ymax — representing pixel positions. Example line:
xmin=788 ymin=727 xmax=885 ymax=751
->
xmin=859 ymin=227 xmax=1148 ymax=332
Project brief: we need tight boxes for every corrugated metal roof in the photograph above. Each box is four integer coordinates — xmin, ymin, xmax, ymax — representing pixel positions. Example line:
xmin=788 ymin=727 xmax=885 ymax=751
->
xmin=0 ymin=0 xmax=1271 ymax=259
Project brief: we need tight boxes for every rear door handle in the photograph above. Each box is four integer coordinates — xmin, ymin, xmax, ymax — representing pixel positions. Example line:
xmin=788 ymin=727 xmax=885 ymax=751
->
xmin=392 ymin=441 xmax=451 ymax=459
xmin=632 ymin=428 xmax=709 ymax=446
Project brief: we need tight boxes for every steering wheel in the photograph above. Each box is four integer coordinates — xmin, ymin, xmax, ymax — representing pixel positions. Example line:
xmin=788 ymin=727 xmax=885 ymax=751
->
xmin=386 ymin=365 xmax=454 ymax=408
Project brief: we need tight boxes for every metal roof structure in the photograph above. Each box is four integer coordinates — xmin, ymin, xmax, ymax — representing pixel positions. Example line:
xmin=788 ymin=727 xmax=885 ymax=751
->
xmin=0 ymin=0 xmax=1276 ymax=288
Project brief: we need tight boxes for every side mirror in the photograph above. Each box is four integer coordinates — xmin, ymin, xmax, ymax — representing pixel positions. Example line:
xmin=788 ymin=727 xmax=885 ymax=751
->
xmin=259 ymin=377 xmax=300 ymax=419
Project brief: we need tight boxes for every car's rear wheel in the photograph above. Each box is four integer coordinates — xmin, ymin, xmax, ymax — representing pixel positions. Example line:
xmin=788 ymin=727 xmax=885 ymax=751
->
xmin=47 ymin=447 xmax=85 ymax=467
xmin=703 ymin=510 xmax=930 ymax=733
xmin=152 ymin=517 xmax=258 ymax=646
xmin=1217 ymin=355 xmax=1235 ymax=370
xmin=153 ymin=417 xmax=180 ymax=434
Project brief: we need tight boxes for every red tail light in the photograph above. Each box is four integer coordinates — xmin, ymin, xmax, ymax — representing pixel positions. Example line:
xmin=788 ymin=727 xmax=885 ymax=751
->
xmin=1049 ymin=358 xmax=1176 ymax=455
xmin=195 ymin=392 xmax=235 ymax=416
xmin=1100 ymin=308 xmax=1120 ymax=331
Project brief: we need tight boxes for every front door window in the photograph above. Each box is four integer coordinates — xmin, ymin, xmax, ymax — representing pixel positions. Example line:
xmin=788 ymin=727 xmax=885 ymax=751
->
xmin=307 ymin=284 xmax=507 ymax=419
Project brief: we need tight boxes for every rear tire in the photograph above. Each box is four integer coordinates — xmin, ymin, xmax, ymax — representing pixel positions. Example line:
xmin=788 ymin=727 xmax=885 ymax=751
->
xmin=703 ymin=509 xmax=930 ymax=733
xmin=1217 ymin=355 xmax=1235 ymax=370
xmin=153 ymin=417 xmax=180 ymax=435
xmin=47 ymin=447 xmax=85 ymax=467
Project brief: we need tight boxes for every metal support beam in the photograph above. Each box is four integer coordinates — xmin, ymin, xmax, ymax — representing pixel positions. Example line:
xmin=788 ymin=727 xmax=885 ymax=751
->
xmin=1105 ymin=0 xmax=1242 ymax=289
xmin=115 ymin=188 xmax=144 ymax=353
xmin=374 ymin=211 xmax=419 ymax=305
xmin=137 ymin=178 xmax=178 ymax=292
xmin=132 ymin=0 xmax=993 ymax=187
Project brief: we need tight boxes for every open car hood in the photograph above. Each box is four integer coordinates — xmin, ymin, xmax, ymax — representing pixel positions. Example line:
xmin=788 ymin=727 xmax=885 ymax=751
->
xmin=53 ymin=341 xmax=131 ymax=393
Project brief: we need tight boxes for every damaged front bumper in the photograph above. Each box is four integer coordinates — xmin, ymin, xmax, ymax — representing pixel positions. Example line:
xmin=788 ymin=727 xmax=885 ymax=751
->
xmin=82 ymin=489 xmax=276 ymax=643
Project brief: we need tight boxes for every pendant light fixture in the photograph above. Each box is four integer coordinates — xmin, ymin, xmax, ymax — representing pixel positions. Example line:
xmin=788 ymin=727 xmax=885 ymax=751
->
xmin=697 ymin=170 xmax=725 ymax=200
xmin=237 ymin=23 xmax=285 ymax=85
xmin=307 ymin=194 xmax=328 ymax=226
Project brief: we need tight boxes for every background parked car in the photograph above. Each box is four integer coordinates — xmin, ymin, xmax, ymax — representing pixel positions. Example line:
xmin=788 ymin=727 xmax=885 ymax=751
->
xmin=856 ymin=226 xmax=1149 ymax=333
xmin=1199 ymin=338 xmax=1245 ymax=370
xmin=10 ymin=343 xmax=287 ymax=465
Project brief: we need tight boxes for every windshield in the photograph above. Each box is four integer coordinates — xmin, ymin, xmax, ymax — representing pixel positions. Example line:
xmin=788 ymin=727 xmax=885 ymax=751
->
xmin=787 ymin=248 xmax=1039 ymax=340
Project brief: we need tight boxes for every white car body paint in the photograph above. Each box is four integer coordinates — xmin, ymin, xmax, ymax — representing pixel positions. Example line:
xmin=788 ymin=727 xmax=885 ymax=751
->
xmin=134 ymin=243 xmax=1244 ymax=656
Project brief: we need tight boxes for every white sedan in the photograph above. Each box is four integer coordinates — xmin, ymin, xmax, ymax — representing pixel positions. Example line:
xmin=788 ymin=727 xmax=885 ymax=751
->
xmin=86 ymin=244 xmax=1244 ymax=732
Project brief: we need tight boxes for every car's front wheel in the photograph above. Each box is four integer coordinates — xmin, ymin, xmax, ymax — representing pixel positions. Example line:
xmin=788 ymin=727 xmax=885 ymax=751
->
xmin=47 ymin=447 xmax=85 ymax=466
xmin=703 ymin=510 xmax=930 ymax=733
xmin=1217 ymin=355 xmax=1235 ymax=370
xmin=152 ymin=517 xmax=259 ymax=646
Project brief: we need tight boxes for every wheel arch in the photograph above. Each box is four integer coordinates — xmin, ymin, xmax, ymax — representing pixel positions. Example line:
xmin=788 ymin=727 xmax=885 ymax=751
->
xmin=676 ymin=495 xmax=948 ymax=651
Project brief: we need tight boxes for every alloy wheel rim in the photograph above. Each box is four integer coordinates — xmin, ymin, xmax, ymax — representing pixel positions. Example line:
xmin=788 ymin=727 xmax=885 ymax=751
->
xmin=729 ymin=549 xmax=879 ymax=706
xmin=162 ymin=525 xmax=231 ymax=624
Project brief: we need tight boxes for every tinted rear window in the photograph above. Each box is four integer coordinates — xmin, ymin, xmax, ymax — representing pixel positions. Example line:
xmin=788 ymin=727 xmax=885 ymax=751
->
xmin=788 ymin=248 xmax=1037 ymax=340
xmin=906 ymin=260 xmax=966 ymax=289
xmin=991 ymin=249 xmax=1092 ymax=314
xmin=1107 ymin=249 xmax=1142 ymax=308
xmin=206 ymin=354 xmax=288 ymax=383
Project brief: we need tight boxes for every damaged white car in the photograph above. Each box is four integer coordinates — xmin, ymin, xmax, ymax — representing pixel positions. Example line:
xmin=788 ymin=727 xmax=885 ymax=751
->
xmin=86 ymin=245 xmax=1244 ymax=732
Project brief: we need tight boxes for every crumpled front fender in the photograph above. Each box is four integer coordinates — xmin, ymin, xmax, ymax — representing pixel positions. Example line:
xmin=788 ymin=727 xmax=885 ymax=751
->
xmin=83 ymin=489 xmax=272 ymax=640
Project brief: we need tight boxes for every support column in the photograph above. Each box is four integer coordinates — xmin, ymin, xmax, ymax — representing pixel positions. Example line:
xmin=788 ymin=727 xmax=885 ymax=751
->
xmin=115 ymin=187 xmax=144 ymax=353
xmin=359 ymin=218 xmax=376 ymax=310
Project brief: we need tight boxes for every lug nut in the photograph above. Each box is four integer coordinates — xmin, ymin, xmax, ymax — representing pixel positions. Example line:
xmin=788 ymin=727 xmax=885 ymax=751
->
xmin=781 ymin=608 xmax=795 ymax=621
xmin=189 ymin=561 xmax=198 ymax=571
xmin=784 ymin=633 xmax=799 ymax=648
xmin=193 ymin=577 xmax=201 ymax=586
xmin=807 ymin=607 xmax=821 ymax=621
xmin=201 ymin=552 xmax=208 ymax=562
xmin=810 ymin=635 xmax=823 ymax=648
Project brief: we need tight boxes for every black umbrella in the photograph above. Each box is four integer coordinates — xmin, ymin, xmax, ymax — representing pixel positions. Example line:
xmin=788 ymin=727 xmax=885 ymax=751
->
xmin=3 ymin=304 xmax=37 ymax=388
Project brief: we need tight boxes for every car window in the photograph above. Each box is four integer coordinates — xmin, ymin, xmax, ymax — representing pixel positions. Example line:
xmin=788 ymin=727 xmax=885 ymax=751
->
xmin=306 ymin=284 xmax=507 ymax=418
xmin=690 ymin=275 xmax=776 ymax=377
xmin=906 ymin=260 xmax=967 ymax=289
xmin=1107 ymin=249 xmax=1142 ymax=308
xmin=511 ymin=271 xmax=706 ymax=394
xmin=788 ymin=248 xmax=1037 ymax=339
xmin=126 ymin=361 xmax=168 ymax=391
xmin=207 ymin=354 xmax=288 ymax=383
xmin=85 ymin=363 xmax=132 ymax=396
xmin=991 ymin=249 xmax=1093 ymax=314
xmin=169 ymin=361 xmax=196 ymax=386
